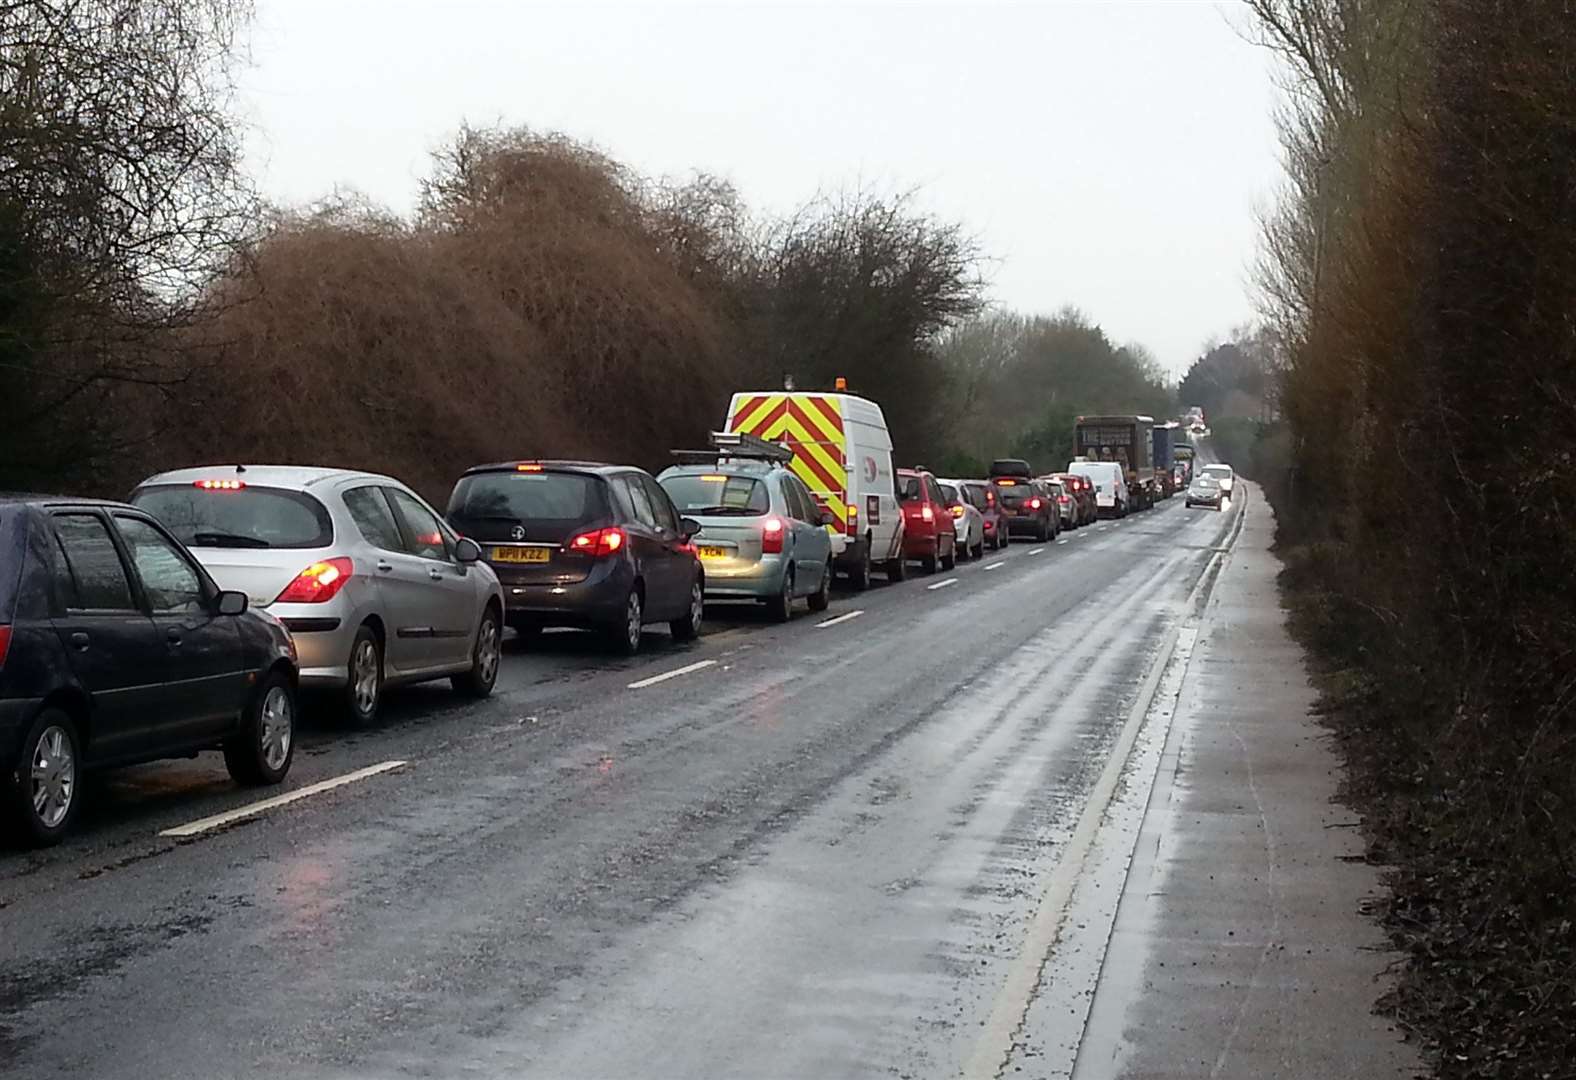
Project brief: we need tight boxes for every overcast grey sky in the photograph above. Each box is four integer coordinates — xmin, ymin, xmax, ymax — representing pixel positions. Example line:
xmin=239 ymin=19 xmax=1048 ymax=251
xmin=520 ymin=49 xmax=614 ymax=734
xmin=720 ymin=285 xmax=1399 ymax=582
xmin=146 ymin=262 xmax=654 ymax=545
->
xmin=238 ymin=0 xmax=1283 ymax=374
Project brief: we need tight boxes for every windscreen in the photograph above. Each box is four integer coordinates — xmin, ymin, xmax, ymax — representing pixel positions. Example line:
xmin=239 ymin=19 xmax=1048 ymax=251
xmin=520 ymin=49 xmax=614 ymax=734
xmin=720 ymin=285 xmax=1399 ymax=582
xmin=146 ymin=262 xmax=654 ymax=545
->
xmin=660 ymin=473 xmax=769 ymax=516
xmin=448 ymin=471 xmax=608 ymax=541
xmin=995 ymin=481 xmax=1034 ymax=507
xmin=132 ymin=485 xmax=333 ymax=549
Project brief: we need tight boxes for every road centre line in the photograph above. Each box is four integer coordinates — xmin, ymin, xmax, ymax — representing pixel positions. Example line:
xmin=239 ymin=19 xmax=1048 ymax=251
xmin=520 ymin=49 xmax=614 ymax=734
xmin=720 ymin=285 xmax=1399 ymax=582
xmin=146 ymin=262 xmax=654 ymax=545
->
xmin=984 ymin=561 xmax=1005 ymax=571
xmin=1057 ymin=539 xmax=1070 ymax=545
xmin=927 ymin=577 xmax=959 ymax=591
xmin=627 ymin=659 xmax=717 ymax=690
xmin=815 ymin=610 xmax=865 ymax=629
xmin=1027 ymin=548 xmax=1044 ymax=555
xmin=159 ymin=760 xmax=408 ymax=839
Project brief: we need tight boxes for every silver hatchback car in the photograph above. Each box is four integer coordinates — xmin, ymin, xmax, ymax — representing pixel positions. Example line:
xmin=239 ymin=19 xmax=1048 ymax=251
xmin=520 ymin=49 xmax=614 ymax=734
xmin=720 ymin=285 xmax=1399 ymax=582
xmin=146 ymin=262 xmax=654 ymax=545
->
xmin=131 ymin=466 xmax=505 ymax=724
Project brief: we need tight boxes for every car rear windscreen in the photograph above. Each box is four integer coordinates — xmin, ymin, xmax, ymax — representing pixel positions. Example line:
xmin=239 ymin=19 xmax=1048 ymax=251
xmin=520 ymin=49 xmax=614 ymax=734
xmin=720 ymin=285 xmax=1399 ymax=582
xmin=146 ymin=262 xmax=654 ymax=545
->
xmin=938 ymin=482 xmax=961 ymax=504
xmin=660 ymin=474 xmax=769 ymax=516
xmin=132 ymin=485 xmax=333 ymax=549
xmin=448 ymin=471 xmax=610 ymax=541
xmin=898 ymin=475 xmax=923 ymax=502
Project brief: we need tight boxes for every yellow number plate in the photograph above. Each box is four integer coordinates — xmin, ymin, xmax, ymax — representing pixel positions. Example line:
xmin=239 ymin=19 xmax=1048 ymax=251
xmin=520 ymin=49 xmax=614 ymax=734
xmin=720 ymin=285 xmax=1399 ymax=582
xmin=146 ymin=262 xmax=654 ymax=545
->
xmin=492 ymin=546 xmax=550 ymax=564
xmin=697 ymin=546 xmax=730 ymax=559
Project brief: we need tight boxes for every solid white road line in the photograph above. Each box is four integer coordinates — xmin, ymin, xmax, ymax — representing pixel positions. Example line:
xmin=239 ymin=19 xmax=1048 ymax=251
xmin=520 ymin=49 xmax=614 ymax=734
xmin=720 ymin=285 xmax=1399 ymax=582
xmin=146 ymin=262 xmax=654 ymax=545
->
xmin=627 ymin=659 xmax=717 ymax=690
xmin=1028 ymin=547 xmax=1044 ymax=556
xmin=927 ymin=577 xmax=959 ymax=591
xmin=1057 ymin=538 xmax=1070 ymax=545
xmin=159 ymin=760 xmax=409 ymax=839
xmin=984 ymin=561 xmax=1005 ymax=571
xmin=815 ymin=610 xmax=865 ymax=629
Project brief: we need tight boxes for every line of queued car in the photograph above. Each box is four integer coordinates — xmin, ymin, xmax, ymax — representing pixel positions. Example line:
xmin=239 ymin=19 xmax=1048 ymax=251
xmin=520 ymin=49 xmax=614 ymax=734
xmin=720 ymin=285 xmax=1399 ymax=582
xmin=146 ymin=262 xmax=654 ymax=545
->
xmin=0 ymin=396 xmax=1213 ymax=846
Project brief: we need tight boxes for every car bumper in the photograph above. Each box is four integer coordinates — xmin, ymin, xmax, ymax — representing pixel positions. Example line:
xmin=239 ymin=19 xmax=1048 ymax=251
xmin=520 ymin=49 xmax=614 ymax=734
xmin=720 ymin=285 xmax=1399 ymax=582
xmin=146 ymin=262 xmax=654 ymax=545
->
xmin=268 ymin=601 xmax=362 ymax=688
xmin=1005 ymin=516 xmax=1046 ymax=536
xmin=696 ymin=553 xmax=789 ymax=600
xmin=502 ymin=559 xmax=633 ymax=628
xmin=0 ymin=696 xmax=40 ymax=766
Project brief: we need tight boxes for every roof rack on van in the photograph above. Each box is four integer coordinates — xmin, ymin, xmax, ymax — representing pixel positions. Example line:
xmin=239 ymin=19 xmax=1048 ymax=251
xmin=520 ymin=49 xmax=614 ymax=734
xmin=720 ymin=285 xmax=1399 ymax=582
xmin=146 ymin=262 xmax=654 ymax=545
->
xmin=671 ymin=430 xmax=795 ymax=466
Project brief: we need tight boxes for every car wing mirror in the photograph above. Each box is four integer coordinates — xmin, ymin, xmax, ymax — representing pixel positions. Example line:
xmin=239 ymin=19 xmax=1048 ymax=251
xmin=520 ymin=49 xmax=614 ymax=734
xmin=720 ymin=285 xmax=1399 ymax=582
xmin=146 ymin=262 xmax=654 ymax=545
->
xmin=454 ymin=537 xmax=483 ymax=563
xmin=679 ymin=517 xmax=702 ymax=539
xmin=216 ymin=590 xmax=248 ymax=616
xmin=820 ymin=509 xmax=836 ymax=527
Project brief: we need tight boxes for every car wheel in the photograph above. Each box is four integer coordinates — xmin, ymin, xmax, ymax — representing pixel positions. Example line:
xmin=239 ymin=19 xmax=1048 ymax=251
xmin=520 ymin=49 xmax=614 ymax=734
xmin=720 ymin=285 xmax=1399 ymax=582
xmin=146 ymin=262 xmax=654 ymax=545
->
xmin=849 ymin=545 xmax=872 ymax=592
xmin=671 ymin=577 xmax=704 ymax=641
xmin=606 ymin=588 xmax=644 ymax=656
xmin=452 ymin=605 xmax=502 ymax=698
xmin=972 ymin=539 xmax=985 ymax=560
xmin=808 ymin=560 xmax=832 ymax=612
xmin=940 ymin=537 xmax=956 ymax=571
xmin=224 ymin=670 xmax=296 ymax=785
xmin=886 ymin=553 xmax=908 ymax=582
xmin=343 ymin=625 xmax=383 ymax=728
xmin=766 ymin=569 xmax=794 ymax=622
xmin=5 ymin=709 xmax=81 ymax=847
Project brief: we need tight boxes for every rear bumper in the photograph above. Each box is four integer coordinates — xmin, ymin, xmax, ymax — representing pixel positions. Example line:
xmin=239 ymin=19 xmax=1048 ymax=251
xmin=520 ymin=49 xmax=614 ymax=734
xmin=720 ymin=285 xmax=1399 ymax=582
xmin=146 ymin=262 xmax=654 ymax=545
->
xmin=270 ymin=606 xmax=359 ymax=688
xmin=1005 ymin=515 xmax=1048 ymax=536
xmin=503 ymin=560 xmax=633 ymax=628
xmin=901 ymin=530 xmax=941 ymax=558
xmin=698 ymin=553 xmax=789 ymax=600
xmin=0 ymin=696 xmax=40 ymax=766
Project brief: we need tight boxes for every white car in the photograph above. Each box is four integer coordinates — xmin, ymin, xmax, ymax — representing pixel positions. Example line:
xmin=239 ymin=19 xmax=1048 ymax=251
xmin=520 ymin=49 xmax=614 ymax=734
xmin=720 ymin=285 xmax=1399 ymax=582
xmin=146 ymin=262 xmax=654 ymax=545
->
xmin=937 ymin=479 xmax=985 ymax=560
xmin=132 ymin=465 xmax=506 ymax=725
xmin=1201 ymin=463 xmax=1236 ymax=495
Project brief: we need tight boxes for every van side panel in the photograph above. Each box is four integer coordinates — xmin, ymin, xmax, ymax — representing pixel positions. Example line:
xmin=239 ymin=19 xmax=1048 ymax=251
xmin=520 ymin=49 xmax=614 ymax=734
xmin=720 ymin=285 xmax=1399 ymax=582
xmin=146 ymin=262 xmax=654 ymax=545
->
xmin=726 ymin=392 xmax=851 ymax=530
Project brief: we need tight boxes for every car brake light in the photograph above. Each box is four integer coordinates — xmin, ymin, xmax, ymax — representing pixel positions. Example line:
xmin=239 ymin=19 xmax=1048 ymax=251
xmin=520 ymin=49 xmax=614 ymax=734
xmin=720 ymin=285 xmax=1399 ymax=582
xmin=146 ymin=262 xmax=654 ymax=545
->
xmin=762 ymin=516 xmax=785 ymax=554
xmin=920 ymin=504 xmax=934 ymax=523
xmin=1028 ymin=497 xmax=1042 ymax=510
xmin=567 ymin=527 xmax=626 ymax=556
xmin=1058 ymin=495 xmax=1070 ymax=505
xmin=516 ymin=463 xmax=543 ymax=472
xmin=950 ymin=504 xmax=965 ymax=519
xmin=275 ymin=557 xmax=354 ymax=604
xmin=0 ymin=625 xmax=10 ymax=667
xmin=194 ymin=479 xmax=245 ymax=491
xmin=846 ymin=502 xmax=858 ymax=538
xmin=983 ymin=519 xmax=995 ymax=530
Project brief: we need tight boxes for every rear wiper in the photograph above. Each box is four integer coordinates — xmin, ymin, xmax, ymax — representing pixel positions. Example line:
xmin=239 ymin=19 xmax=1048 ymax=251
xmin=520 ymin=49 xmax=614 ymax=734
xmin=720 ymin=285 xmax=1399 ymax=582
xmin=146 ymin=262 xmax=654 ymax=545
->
xmin=190 ymin=531 xmax=271 ymax=549
xmin=689 ymin=506 xmax=757 ymax=516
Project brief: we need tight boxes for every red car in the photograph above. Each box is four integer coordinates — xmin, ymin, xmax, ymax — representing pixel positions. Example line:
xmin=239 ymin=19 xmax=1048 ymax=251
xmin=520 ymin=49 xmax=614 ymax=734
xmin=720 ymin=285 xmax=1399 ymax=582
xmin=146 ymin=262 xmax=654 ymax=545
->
xmin=896 ymin=468 xmax=958 ymax=575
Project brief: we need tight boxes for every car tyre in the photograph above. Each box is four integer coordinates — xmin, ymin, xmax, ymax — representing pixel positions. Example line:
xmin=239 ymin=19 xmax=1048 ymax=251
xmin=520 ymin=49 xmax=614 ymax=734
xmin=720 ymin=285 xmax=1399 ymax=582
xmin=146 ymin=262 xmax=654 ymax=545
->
xmin=848 ymin=544 xmax=872 ymax=592
xmin=225 ymin=670 xmax=296 ymax=786
xmin=343 ymin=625 xmax=383 ymax=728
xmin=606 ymin=588 xmax=644 ymax=656
xmin=766 ymin=569 xmax=794 ymax=623
xmin=972 ymin=538 xmax=985 ymax=560
xmin=940 ymin=537 xmax=956 ymax=571
xmin=452 ymin=605 xmax=502 ymax=698
xmin=5 ymin=708 xmax=81 ymax=847
xmin=671 ymin=577 xmax=704 ymax=641
xmin=886 ymin=554 xmax=908 ymax=582
xmin=808 ymin=561 xmax=832 ymax=612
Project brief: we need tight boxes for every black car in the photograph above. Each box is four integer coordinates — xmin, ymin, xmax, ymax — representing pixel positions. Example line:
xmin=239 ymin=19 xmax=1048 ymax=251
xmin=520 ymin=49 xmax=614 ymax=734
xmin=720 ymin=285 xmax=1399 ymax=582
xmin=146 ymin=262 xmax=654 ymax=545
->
xmin=446 ymin=462 xmax=705 ymax=655
xmin=0 ymin=496 xmax=299 ymax=846
xmin=990 ymin=475 xmax=1059 ymax=542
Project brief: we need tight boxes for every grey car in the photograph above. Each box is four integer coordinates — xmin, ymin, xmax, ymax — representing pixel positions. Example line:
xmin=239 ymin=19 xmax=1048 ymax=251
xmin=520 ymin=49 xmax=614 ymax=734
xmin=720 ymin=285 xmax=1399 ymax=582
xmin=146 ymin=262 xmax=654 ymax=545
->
xmin=131 ymin=466 xmax=505 ymax=725
xmin=658 ymin=461 xmax=834 ymax=621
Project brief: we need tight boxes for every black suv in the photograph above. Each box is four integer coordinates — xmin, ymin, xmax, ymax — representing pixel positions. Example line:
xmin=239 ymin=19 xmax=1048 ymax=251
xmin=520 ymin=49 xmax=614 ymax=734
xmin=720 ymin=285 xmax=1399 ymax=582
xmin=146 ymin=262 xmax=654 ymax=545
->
xmin=989 ymin=460 xmax=1058 ymax=542
xmin=0 ymin=496 xmax=299 ymax=846
xmin=446 ymin=462 xmax=704 ymax=654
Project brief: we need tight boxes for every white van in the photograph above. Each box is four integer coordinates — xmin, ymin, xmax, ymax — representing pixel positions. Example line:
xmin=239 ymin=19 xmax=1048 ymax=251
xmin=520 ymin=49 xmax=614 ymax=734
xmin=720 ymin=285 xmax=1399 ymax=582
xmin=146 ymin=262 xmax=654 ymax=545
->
xmin=1068 ymin=459 xmax=1129 ymax=518
xmin=726 ymin=390 xmax=904 ymax=589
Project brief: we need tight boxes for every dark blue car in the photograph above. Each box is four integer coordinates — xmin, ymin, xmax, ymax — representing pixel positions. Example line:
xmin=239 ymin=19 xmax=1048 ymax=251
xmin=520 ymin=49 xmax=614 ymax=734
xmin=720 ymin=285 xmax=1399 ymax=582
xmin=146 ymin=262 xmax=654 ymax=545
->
xmin=1 ymin=495 xmax=299 ymax=846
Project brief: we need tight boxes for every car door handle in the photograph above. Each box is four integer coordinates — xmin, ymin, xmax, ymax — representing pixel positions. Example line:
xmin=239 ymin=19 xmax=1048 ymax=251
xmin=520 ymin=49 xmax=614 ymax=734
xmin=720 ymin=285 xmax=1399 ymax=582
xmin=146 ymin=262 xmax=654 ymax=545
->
xmin=428 ymin=568 xmax=444 ymax=581
xmin=376 ymin=560 xmax=394 ymax=573
xmin=166 ymin=628 xmax=183 ymax=645
xmin=70 ymin=631 xmax=90 ymax=651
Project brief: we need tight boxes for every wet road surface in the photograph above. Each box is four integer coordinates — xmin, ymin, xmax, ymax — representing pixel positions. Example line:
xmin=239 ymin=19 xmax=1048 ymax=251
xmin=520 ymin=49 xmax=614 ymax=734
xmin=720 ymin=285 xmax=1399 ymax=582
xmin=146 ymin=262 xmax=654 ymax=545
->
xmin=1 ymin=497 xmax=1240 ymax=1079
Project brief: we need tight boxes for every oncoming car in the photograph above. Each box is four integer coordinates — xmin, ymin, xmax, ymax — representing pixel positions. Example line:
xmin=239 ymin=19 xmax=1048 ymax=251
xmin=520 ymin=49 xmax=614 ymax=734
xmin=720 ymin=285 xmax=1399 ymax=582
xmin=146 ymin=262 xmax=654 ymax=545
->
xmin=132 ymin=466 xmax=504 ymax=726
xmin=1185 ymin=475 xmax=1225 ymax=509
xmin=1200 ymin=463 xmax=1236 ymax=496
xmin=658 ymin=443 xmax=833 ymax=622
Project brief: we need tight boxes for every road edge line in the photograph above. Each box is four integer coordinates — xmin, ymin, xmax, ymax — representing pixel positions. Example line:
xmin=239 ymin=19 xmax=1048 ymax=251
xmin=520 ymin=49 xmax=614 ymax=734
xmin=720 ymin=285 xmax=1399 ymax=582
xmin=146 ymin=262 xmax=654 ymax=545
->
xmin=961 ymin=499 xmax=1248 ymax=1080
xmin=159 ymin=760 xmax=409 ymax=839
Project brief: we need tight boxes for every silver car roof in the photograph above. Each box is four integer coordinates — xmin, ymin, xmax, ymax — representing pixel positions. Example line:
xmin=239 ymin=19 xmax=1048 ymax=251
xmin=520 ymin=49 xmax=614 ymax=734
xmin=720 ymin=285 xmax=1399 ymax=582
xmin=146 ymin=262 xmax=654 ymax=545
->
xmin=135 ymin=464 xmax=399 ymax=491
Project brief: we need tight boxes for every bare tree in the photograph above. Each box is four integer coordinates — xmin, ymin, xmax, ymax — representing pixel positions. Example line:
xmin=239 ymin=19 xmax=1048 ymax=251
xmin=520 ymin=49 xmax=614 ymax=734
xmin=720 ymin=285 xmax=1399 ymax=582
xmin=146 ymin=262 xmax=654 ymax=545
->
xmin=0 ymin=0 xmax=255 ymax=485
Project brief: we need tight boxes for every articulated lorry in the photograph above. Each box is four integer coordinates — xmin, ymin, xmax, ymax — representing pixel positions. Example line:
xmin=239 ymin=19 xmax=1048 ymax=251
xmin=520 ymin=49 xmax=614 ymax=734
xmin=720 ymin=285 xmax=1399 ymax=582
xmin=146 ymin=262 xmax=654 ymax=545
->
xmin=1073 ymin=414 xmax=1158 ymax=509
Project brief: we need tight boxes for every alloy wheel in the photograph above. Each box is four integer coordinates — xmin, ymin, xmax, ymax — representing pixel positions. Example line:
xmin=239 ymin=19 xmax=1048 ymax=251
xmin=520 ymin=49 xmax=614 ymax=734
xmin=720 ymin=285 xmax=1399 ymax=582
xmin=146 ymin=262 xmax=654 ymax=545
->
xmin=352 ymin=638 xmax=380 ymax=715
xmin=625 ymin=592 xmax=644 ymax=651
xmin=260 ymin=685 xmax=294 ymax=772
xmin=30 ymin=725 xmax=75 ymax=830
xmin=476 ymin=615 xmax=501 ymax=685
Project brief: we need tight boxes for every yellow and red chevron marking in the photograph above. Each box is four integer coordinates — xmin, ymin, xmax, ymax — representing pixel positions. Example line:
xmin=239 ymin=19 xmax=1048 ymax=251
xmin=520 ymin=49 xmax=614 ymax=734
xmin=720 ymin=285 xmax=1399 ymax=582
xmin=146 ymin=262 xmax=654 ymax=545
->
xmin=728 ymin=393 xmax=848 ymax=524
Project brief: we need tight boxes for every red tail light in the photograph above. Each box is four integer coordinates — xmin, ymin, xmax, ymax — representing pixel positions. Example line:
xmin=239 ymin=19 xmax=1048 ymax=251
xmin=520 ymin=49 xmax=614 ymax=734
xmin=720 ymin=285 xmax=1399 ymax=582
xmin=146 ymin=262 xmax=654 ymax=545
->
xmin=762 ymin=516 xmax=785 ymax=554
xmin=1028 ymin=497 xmax=1042 ymax=510
xmin=921 ymin=504 xmax=934 ymax=523
xmin=567 ymin=527 xmax=626 ymax=557
xmin=275 ymin=557 xmax=354 ymax=604
xmin=949 ymin=504 xmax=965 ymax=519
xmin=0 ymin=625 xmax=11 ymax=667
xmin=1058 ymin=495 xmax=1070 ymax=505
xmin=983 ymin=519 xmax=995 ymax=531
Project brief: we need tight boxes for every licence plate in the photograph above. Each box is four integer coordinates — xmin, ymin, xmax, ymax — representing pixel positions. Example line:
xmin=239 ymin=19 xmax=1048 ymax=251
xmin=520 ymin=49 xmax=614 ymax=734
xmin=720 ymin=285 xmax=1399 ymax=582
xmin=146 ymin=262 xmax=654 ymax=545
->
xmin=697 ymin=546 xmax=730 ymax=560
xmin=492 ymin=546 xmax=550 ymax=564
